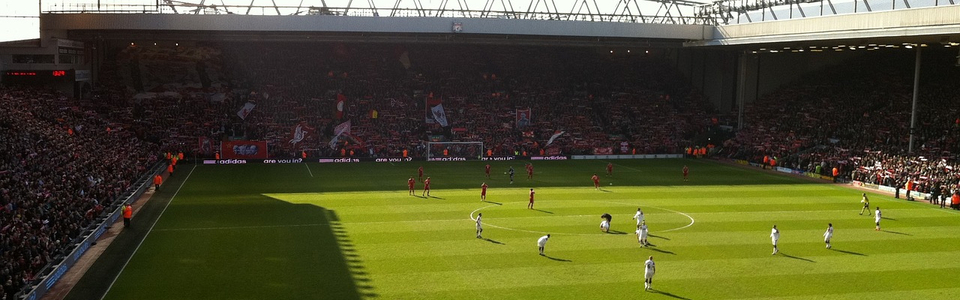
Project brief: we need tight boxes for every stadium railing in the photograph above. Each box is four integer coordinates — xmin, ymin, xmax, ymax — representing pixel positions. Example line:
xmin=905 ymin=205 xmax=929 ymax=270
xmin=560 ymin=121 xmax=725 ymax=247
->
xmin=18 ymin=161 xmax=167 ymax=300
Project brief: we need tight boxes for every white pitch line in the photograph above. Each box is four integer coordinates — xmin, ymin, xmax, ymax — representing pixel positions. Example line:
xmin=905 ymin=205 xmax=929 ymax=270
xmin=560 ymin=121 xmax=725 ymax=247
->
xmin=469 ymin=204 xmax=599 ymax=236
xmin=468 ymin=201 xmax=697 ymax=236
xmin=100 ymin=165 xmax=197 ymax=300
xmin=601 ymin=200 xmax=696 ymax=233
xmin=304 ymin=163 xmax=314 ymax=177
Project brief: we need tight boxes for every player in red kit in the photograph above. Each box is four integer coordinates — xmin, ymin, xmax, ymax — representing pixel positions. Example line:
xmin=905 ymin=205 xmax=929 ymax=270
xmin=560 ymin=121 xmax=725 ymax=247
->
xmin=682 ymin=165 xmax=689 ymax=181
xmin=418 ymin=166 xmax=424 ymax=182
xmin=528 ymin=188 xmax=536 ymax=209
xmin=481 ymin=182 xmax=488 ymax=201
xmin=592 ymin=174 xmax=600 ymax=190
xmin=607 ymin=162 xmax=613 ymax=176
xmin=422 ymin=177 xmax=431 ymax=197
xmin=408 ymin=177 xmax=416 ymax=195
xmin=485 ymin=164 xmax=491 ymax=178
xmin=526 ymin=163 xmax=534 ymax=179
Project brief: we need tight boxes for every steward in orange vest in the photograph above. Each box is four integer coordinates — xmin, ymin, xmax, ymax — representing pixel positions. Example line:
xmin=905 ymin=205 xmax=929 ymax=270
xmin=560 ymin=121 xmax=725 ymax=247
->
xmin=123 ymin=204 xmax=133 ymax=228
xmin=153 ymin=174 xmax=162 ymax=191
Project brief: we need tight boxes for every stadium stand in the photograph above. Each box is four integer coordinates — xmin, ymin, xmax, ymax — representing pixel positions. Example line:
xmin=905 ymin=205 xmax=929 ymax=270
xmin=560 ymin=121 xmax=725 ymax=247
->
xmin=0 ymin=87 xmax=160 ymax=297
xmin=725 ymin=50 xmax=960 ymax=197
xmin=1 ymin=43 xmax=717 ymax=296
xmin=101 ymin=43 xmax=715 ymax=158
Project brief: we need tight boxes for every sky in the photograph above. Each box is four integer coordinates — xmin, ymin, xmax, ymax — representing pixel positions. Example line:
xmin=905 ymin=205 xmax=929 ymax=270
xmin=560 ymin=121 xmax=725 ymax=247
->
xmin=0 ymin=0 xmax=751 ymax=42
xmin=0 ymin=0 xmax=715 ymax=42
xmin=1 ymin=0 xmax=937 ymax=42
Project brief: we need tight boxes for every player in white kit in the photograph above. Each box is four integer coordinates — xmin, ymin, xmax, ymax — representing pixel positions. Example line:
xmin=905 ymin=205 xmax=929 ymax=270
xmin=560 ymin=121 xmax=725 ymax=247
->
xmin=823 ymin=223 xmax=833 ymax=249
xmin=770 ymin=225 xmax=780 ymax=255
xmin=600 ymin=219 xmax=610 ymax=232
xmin=644 ymin=256 xmax=656 ymax=291
xmin=633 ymin=208 xmax=644 ymax=230
xmin=537 ymin=234 xmax=550 ymax=255
xmin=476 ymin=213 xmax=483 ymax=238
xmin=875 ymin=207 xmax=882 ymax=231
xmin=636 ymin=221 xmax=649 ymax=246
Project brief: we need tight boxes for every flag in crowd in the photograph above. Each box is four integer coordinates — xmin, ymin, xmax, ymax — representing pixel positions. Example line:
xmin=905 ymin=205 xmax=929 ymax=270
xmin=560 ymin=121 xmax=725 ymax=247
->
xmin=289 ymin=122 xmax=313 ymax=145
xmin=546 ymin=130 xmax=565 ymax=146
xmin=516 ymin=108 xmax=532 ymax=128
xmin=329 ymin=120 xmax=352 ymax=149
xmin=426 ymin=93 xmax=449 ymax=127
xmin=236 ymin=102 xmax=256 ymax=120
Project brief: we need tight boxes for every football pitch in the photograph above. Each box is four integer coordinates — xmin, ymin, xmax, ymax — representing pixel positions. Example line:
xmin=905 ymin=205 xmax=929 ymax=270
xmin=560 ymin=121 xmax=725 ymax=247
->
xmin=94 ymin=159 xmax=960 ymax=300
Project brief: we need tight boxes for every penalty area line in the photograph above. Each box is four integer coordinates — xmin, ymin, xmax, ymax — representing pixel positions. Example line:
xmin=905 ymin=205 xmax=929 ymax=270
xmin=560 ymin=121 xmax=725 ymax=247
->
xmin=305 ymin=163 xmax=314 ymax=177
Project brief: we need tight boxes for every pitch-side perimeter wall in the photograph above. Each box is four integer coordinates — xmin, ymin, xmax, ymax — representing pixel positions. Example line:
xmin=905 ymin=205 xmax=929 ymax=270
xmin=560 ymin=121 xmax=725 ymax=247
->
xmin=22 ymin=162 xmax=166 ymax=300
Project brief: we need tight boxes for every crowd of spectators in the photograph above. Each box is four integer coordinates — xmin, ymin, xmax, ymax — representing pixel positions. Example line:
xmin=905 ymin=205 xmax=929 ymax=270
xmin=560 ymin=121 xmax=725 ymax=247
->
xmin=1 ymin=87 xmax=159 ymax=298
xmin=725 ymin=50 xmax=960 ymax=201
xmin=1 ymin=43 xmax=719 ymax=296
xmin=90 ymin=43 xmax=716 ymax=159
xmin=11 ymin=41 xmax=960 ymax=299
xmin=207 ymin=43 xmax=714 ymax=157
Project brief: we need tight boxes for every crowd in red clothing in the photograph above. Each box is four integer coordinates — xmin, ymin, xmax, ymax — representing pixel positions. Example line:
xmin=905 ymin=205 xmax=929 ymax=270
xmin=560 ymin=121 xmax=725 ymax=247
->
xmin=99 ymin=43 xmax=715 ymax=159
xmin=725 ymin=50 xmax=960 ymax=200
xmin=0 ymin=42 xmax=720 ymax=298
xmin=1 ymin=87 xmax=160 ymax=298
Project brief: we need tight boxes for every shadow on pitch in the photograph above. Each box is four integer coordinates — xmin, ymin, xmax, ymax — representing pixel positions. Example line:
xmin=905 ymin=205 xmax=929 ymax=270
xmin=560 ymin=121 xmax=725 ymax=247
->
xmin=650 ymin=289 xmax=691 ymax=300
xmin=606 ymin=229 xmax=628 ymax=235
xmin=649 ymin=234 xmax=670 ymax=240
xmin=428 ymin=196 xmax=445 ymax=200
xmin=482 ymin=201 xmax=503 ymax=205
xmin=882 ymin=217 xmax=897 ymax=221
xmin=882 ymin=230 xmax=911 ymax=236
xmin=483 ymin=238 xmax=505 ymax=245
xmin=531 ymin=208 xmax=553 ymax=214
xmin=598 ymin=189 xmax=613 ymax=193
xmin=647 ymin=247 xmax=675 ymax=255
xmin=76 ymin=193 xmax=382 ymax=300
xmin=543 ymin=255 xmax=572 ymax=262
xmin=830 ymin=248 xmax=867 ymax=256
xmin=780 ymin=252 xmax=815 ymax=263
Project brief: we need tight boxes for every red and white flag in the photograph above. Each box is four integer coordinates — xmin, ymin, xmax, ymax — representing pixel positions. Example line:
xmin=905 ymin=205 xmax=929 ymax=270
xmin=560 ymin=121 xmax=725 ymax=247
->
xmin=333 ymin=120 xmax=351 ymax=136
xmin=198 ymin=136 xmax=213 ymax=155
xmin=289 ymin=122 xmax=313 ymax=145
xmin=236 ymin=102 xmax=256 ymax=120
xmin=425 ymin=93 xmax=449 ymax=126
xmin=336 ymin=93 xmax=346 ymax=119
xmin=546 ymin=131 xmax=565 ymax=146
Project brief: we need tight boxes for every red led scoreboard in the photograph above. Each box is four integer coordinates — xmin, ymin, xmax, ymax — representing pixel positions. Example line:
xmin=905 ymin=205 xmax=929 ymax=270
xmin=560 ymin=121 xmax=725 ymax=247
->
xmin=2 ymin=69 xmax=74 ymax=84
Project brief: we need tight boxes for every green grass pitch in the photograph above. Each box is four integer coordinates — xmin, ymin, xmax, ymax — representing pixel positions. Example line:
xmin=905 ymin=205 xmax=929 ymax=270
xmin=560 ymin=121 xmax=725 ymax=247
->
xmin=100 ymin=159 xmax=960 ymax=299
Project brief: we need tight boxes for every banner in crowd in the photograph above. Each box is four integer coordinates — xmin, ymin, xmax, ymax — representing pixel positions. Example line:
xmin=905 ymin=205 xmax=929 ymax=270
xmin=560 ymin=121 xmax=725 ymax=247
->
xmin=236 ymin=102 xmax=256 ymax=120
xmin=423 ymin=93 xmax=449 ymax=127
xmin=516 ymin=108 xmax=531 ymax=128
xmin=431 ymin=103 xmax=449 ymax=127
xmin=289 ymin=122 xmax=313 ymax=146
xmin=328 ymin=120 xmax=352 ymax=149
xmin=546 ymin=131 xmax=565 ymax=146
xmin=198 ymin=136 xmax=214 ymax=156
xmin=336 ymin=93 xmax=346 ymax=119
xmin=334 ymin=120 xmax=351 ymax=136
xmin=593 ymin=147 xmax=613 ymax=155
xmin=221 ymin=140 xmax=268 ymax=159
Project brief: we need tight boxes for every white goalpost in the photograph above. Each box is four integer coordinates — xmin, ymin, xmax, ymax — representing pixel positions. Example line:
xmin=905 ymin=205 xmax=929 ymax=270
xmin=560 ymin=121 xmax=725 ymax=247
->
xmin=426 ymin=141 xmax=484 ymax=161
